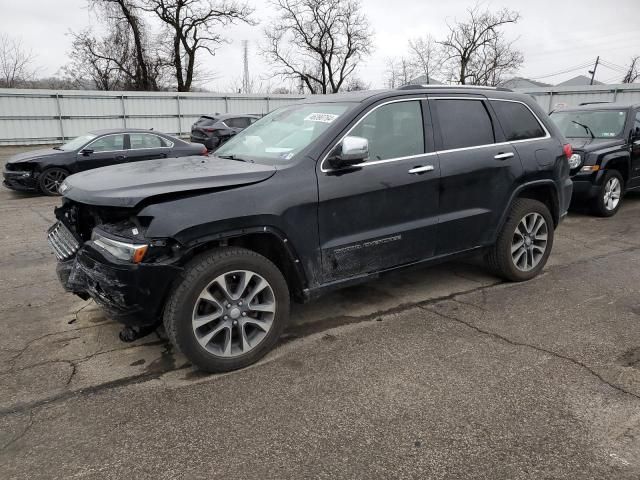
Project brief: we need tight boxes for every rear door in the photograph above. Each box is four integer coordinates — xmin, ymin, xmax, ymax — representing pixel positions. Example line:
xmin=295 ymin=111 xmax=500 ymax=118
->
xmin=126 ymin=133 xmax=172 ymax=162
xmin=430 ymin=96 xmax=522 ymax=255
xmin=317 ymin=98 xmax=441 ymax=282
xmin=76 ymin=134 xmax=127 ymax=171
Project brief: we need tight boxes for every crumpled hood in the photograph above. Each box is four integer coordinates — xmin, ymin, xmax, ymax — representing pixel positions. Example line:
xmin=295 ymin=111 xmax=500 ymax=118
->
xmin=7 ymin=148 xmax=65 ymax=164
xmin=568 ymin=138 xmax=625 ymax=153
xmin=62 ymin=156 xmax=277 ymax=208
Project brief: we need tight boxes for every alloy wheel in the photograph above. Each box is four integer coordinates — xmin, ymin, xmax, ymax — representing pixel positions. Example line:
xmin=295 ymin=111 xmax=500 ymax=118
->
xmin=41 ymin=170 xmax=67 ymax=194
xmin=192 ymin=270 xmax=276 ymax=357
xmin=511 ymin=212 xmax=548 ymax=272
xmin=603 ymin=177 xmax=621 ymax=211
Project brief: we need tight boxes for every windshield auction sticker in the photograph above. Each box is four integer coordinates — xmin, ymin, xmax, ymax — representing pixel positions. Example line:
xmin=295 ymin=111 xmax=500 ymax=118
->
xmin=304 ymin=113 xmax=339 ymax=123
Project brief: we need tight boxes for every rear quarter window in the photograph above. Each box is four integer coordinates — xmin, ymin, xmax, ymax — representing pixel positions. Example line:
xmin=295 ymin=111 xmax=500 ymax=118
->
xmin=491 ymin=100 xmax=546 ymax=141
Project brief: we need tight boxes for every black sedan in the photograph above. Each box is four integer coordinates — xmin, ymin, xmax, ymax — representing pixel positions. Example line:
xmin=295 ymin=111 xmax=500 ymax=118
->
xmin=3 ymin=129 xmax=207 ymax=195
xmin=190 ymin=114 xmax=259 ymax=151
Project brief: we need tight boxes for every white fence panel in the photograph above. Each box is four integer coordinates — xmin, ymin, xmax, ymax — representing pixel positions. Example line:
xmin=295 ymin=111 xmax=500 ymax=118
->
xmin=516 ymin=84 xmax=640 ymax=112
xmin=2 ymin=85 xmax=639 ymax=145
xmin=0 ymin=88 xmax=305 ymax=145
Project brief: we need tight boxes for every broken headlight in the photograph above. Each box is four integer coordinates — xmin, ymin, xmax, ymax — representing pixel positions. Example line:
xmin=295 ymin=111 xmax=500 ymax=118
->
xmin=91 ymin=230 xmax=148 ymax=263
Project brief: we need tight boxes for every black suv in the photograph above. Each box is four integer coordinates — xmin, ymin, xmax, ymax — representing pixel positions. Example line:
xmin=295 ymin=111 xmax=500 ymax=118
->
xmin=190 ymin=114 xmax=259 ymax=151
xmin=550 ymin=103 xmax=640 ymax=216
xmin=48 ymin=86 xmax=573 ymax=372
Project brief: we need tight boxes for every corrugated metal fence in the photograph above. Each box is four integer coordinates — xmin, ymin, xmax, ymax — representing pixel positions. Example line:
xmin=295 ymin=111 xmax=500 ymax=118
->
xmin=1 ymin=84 xmax=640 ymax=145
xmin=520 ymin=83 xmax=640 ymax=113
xmin=0 ymin=89 xmax=305 ymax=145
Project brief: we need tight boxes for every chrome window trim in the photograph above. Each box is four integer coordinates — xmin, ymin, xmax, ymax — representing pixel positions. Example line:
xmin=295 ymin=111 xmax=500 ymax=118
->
xmin=320 ymin=96 xmax=550 ymax=173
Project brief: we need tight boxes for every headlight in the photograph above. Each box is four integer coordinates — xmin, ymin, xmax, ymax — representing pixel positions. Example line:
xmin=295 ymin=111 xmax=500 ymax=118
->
xmin=91 ymin=231 xmax=148 ymax=263
xmin=568 ymin=153 xmax=582 ymax=169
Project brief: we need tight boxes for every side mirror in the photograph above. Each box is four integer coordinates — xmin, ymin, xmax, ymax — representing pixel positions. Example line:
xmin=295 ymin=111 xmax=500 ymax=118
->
xmin=328 ymin=136 xmax=369 ymax=169
xmin=80 ymin=148 xmax=94 ymax=156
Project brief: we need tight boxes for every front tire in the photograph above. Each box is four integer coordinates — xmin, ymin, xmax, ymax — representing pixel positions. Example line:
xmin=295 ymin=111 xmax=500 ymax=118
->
xmin=592 ymin=170 xmax=623 ymax=217
xmin=486 ymin=198 xmax=554 ymax=282
xmin=164 ymin=247 xmax=290 ymax=373
xmin=38 ymin=167 xmax=68 ymax=196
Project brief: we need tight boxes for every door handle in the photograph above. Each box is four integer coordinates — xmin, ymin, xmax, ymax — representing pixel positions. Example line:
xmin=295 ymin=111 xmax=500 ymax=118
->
xmin=115 ymin=154 xmax=127 ymax=161
xmin=408 ymin=165 xmax=435 ymax=174
xmin=494 ymin=152 xmax=515 ymax=160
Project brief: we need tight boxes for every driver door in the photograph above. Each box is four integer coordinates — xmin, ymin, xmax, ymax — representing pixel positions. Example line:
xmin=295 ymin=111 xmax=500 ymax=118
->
xmin=316 ymin=99 xmax=440 ymax=282
xmin=76 ymin=134 xmax=128 ymax=171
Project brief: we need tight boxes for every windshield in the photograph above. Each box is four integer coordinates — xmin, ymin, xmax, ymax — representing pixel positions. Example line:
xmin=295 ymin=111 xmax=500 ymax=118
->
xmin=215 ymin=103 xmax=352 ymax=164
xmin=550 ymin=110 xmax=627 ymax=139
xmin=58 ymin=134 xmax=97 ymax=151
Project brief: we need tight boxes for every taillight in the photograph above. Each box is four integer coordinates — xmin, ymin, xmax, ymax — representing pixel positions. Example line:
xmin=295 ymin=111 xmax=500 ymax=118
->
xmin=203 ymin=127 xmax=216 ymax=133
xmin=563 ymin=143 xmax=573 ymax=159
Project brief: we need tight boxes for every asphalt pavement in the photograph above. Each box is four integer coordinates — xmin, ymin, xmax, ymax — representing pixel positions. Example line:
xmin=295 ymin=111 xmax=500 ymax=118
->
xmin=1 ymin=146 xmax=639 ymax=479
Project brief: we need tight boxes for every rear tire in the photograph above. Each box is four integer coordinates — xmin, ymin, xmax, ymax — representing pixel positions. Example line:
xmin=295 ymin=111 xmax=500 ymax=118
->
xmin=486 ymin=198 xmax=554 ymax=282
xmin=38 ymin=168 xmax=68 ymax=196
xmin=591 ymin=170 xmax=623 ymax=217
xmin=164 ymin=247 xmax=290 ymax=373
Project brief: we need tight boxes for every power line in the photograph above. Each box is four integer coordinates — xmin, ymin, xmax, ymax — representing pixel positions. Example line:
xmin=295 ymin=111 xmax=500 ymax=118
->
xmin=528 ymin=61 xmax=594 ymax=80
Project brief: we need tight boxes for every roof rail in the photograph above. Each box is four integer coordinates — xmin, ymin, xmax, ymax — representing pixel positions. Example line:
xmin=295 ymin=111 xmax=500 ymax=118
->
xmin=578 ymin=101 xmax=611 ymax=106
xmin=397 ymin=84 xmax=512 ymax=92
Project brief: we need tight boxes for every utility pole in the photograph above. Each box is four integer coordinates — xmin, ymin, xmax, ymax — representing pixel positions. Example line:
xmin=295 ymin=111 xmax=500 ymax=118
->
xmin=242 ymin=40 xmax=250 ymax=94
xmin=589 ymin=56 xmax=599 ymax=85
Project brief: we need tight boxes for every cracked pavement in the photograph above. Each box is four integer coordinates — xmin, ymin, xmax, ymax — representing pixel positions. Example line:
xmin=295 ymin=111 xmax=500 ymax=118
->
xmin=1 ymin=146 xmax=640 ymax=479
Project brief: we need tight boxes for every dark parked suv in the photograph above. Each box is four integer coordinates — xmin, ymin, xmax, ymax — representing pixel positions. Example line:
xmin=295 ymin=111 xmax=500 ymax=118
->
xmin=48 ymin=86 xmax=573 ymax=372
xmin=190 ymin=114 xmax=259 ymax=151
xmin=550 ymin=103 xmax=640 ymax=216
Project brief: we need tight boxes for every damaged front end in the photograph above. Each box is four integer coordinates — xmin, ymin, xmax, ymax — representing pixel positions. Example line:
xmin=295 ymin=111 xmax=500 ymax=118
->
xmin=49 ymin=199 xmax=182 ymax=329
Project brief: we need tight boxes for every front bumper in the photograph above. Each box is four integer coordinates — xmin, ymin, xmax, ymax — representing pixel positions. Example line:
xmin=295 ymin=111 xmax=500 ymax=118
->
xmin=56 ymin=244 xmax=182 ymax=327
xmin=569 ymin=170 xmax=603 ymax=201
xmin=3 ymin=171 xmax=38 ymax=192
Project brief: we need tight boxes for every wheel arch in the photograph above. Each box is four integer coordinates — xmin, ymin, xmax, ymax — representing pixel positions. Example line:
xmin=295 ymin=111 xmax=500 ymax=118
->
xmin=600 ymin=153 xmax=630 ymax=186
xmin=181 ymin=227 xmax=308 ymax=302
xmin=493 ymin=180 xmax=559 ymax=244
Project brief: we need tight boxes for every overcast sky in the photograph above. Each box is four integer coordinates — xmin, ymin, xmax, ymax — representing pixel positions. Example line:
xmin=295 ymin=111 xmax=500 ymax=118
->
xmin=2 ymin=0 xmax=639 ymax=91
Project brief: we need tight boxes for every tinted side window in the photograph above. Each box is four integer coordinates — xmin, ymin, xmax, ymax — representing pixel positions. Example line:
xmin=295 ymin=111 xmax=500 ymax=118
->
xmin=635 ymin=111 xmax=640 ymax=131
xmin=87 ymin=134 xmax=125 ymax=152
xmin=491 ymin=100 xmax=545 ymax=141
xmin=129 ymin=133 xmax=165 ymax=149
xmin=435 ymin=99 xmax=494 ymax=150
xmin=350 ymin=100 xmax=424 ymax=161
xmin=227 ymin=117 xmax=251 ymax=128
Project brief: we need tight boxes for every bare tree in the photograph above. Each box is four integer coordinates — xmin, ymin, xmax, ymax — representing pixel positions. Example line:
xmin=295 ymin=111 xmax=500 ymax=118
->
xmin=97 ymin=0 xmax=159 ymax=90
xmin=64 ymin=28 xmax=129 ymax=90
xmin=264 ymin=0 xmax=373 ymax=94
xmin=343 ymin=76 xmax=369 ymax=91
xmin=0 ymin=34 xmax=37 ymax=88
xmin=384 ymin=57 xmax=415 ymax=88
xmin=408 ymin=35 xmax=442 ymax=84
xmin=622 ymin=56 xmax=639 ymax=84
xmin=439 ymin=4 xmax=521 ymax=85
xmin=142 ymin=0 xmax=254 ymax=92
xmin=65 ymin=1 xmax=167 ymax=90
xmin=468 ymin=36 xmax=523 ymax=86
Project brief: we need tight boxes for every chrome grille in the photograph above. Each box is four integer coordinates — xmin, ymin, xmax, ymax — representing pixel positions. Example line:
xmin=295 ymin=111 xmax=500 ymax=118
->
xmin=47 ymin=222 xmax=80 ymax=261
